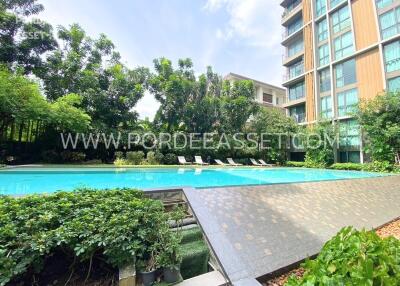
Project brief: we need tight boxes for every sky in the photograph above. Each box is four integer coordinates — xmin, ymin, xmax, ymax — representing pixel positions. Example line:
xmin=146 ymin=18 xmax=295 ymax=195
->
xmin=37 ymin=0 xmax=284 ymax=120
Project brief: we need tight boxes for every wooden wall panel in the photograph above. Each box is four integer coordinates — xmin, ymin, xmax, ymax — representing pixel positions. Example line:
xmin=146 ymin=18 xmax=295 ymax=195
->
xmin=305 ymin=73 xmax=315 ymax=122
xmin=351 ymin=0 xmax=379 ymax=50
xmin=356 ymin=48 xmax=384 ymax=100
xmin=304 ymin=24 xmax=314 ymax=71
xmin=302 ymin=0 xmax=312 ymax=23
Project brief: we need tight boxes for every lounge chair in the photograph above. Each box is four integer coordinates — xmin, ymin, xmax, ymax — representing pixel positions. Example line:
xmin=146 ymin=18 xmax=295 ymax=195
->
xmin=250 ymin=158 xmax=262 ymax=166
xmin=178 ymin=156 xmax=191 ymax=165
xmin=214 ymin=159 xmax=227 ymax=166
xmin=259 ymin=159 xmax=275 ymax=167
xmin=194 ymin=156 xmax=209 ymax=165
xmin=227 ymin=158 xmax=243 ymax=166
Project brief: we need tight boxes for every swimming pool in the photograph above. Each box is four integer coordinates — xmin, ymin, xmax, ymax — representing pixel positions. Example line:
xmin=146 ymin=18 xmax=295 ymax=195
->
xmin=0 ymin=167 xmax=386 ymax=195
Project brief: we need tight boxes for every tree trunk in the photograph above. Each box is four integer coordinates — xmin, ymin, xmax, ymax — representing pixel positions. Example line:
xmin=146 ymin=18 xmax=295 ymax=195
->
xmin=18 ymin=121 xmax=24 ymax=143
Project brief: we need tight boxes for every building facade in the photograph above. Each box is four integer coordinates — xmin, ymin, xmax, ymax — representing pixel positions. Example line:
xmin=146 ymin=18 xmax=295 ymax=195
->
xmin=281 ymin=0 xmax=400 ymax=163
xmin=224 ymin=73 xmax=286 ymax=107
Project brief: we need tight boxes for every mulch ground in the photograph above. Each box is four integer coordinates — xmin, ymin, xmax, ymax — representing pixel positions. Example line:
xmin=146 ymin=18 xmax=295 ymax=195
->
xmin=263 ymin=218 xmax=400 ymax=286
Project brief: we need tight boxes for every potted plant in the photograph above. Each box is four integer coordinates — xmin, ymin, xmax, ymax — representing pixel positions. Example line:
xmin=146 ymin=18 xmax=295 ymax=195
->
xmin=137 ymin=251 xmax=158 ymax=286
xmin=158 ymin=207 xmax=185 ymax=283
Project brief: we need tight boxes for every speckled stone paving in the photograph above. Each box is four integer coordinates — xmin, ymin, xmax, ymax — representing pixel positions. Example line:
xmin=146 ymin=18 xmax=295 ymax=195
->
xmin=184 ymin=175 xmax=400 ymax=285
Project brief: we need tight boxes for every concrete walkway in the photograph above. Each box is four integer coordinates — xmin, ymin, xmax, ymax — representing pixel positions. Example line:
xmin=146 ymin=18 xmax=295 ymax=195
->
xmin=184 ymin=175 xmax=400 ymax=285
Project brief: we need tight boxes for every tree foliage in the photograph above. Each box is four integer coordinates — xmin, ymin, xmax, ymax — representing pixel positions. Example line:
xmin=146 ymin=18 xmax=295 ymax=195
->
xmin=356 ymin=92 xmax=400 ymax=164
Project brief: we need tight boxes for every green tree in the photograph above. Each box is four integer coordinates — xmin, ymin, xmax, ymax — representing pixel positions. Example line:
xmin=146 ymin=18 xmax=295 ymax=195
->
xmin=356 ymin=92 xmax=400 ymax=164
xmin=248 ymin=107 xmax=298 ymax=163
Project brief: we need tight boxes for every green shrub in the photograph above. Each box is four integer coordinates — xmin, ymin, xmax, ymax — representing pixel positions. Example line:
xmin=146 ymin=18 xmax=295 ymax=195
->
xmin=163 ymin=153 xmax=177 ymax=165
xmin=329 ymin=163 xmax=364 ymax=171
xmin=114 ymin=151 xmax=124 ymax=159
xmin=286 ymin=227 xmax=400 ymax=285
xmin=285 ymin=161 xmax=306 ymax=167
xmin=60 ymin=151 xmax=86 ymax=163
xmin=0 ymin=189 xmax=173 ymax=285
xmin=126 ymin=151 xmax=145 ymax=165
xmin=114 ymin=158 xmax=130 ymax=166
xmin=41 ymin=150 xmax=59 ymax=163
xmin=363 ymin=161 xmax=394 ymax=173
xmin=145 ymin=151 xmax=164 ymax=165
xmin=180 ymin=240 xmax=209 ymax=280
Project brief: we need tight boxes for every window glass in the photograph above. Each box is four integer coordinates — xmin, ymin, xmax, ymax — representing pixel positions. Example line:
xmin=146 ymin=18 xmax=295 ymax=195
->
xmin=316 ymin=0 xmax=327 ymax=17
xmin=335 ymin=59 xmax=356 ymax=88
xmin=331 ymin=5 xmax=351 ymax=34
xmin=319 ymin=68 xmax=331 ymax=92
xmin=337 ymin=88 xmax=358 ymax=117
xmin=287 ymin=16 xmax=303 ymax=36
xmin=263 ymin=93 xmax=273 ymax=103
xmin=334 ymin=31 xmax=354 ymax=60
xmin=289 ymin=104 xmax=306 ymax=123
xmin=320 ymin=96 xmax=332 ymax=118
xmin=379 ymin=8 xmax=400 ymax=39
xmin=317 ymin=19 xmax=328 ymax=42
xmin=289 ymin=81 xmax=305 ymax=101
xmin=388 ymin=76 xmax=400 ymax=92
xmin=330 ymin=0 xmax=345 ymax=9
xmin=289 ymin=61 xmax=304 ymax=79
xmin=288 ymin=39 xmax=304 ymax=57
xmin=376 ymin=0 xmax=393 ymax=9
xmin=319 ymin=44 xmax=330 ymax=66
xmin=339 ymin=119 xmax=360 ymax=148
xmin=384 ymin=40 xmax=400 ymax=72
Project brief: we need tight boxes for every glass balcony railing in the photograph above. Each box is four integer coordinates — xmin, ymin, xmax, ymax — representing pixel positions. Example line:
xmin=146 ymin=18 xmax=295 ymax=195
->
xmin=292 ymin=113 xmax=306 ymax=123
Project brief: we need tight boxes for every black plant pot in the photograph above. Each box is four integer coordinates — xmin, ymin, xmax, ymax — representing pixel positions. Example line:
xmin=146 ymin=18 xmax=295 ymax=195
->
xmin=163 ymin=267 xmax=181 ymax=283
xmin=139 ymin=269 xmax=157 ymax=286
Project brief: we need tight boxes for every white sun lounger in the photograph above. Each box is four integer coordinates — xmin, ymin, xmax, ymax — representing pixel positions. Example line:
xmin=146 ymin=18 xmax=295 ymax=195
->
xmin=194 ymin=156 xmax=209 ymax=165
xmin=214 ymin=159 xmax=227 ymax=166
xmin=227 ymin=158 xmax=243 ymax=166
xmin=178 ymin=156 xmax=191 ymax=165
xmin=259 ymin=159 xmax=275 ymax=167
xmin=250 ymin=158 xmax=263 ymax=166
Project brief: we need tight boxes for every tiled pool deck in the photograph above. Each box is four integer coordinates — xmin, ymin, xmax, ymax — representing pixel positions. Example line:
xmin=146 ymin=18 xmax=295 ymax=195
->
xmin=183 ymin=175 xmax=400 ymax=285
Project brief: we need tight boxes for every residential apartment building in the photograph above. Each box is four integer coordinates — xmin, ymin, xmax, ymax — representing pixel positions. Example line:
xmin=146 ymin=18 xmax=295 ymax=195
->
xmin=281 ymin=0 xmax=400 ymax=163
xmin=224 ymin=73 xmax=286 ymax=107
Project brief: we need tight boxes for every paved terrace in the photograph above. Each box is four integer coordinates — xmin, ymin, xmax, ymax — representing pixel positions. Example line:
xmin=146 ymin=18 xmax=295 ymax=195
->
xmin=183 ymin=175 xmax=400 ymax=285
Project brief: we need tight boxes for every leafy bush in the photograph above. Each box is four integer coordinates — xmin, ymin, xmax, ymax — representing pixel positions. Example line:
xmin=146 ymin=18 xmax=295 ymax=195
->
xmin=41 ymin=150 xmax=59 ymax=163
xmin=0 ymin=189 xmax=173 ymax=285
xmin=114 ymin=158 xmax=130 ymax=166
xmin=329 ymin=163 xmax=364 ymax=171
xmin=126 ymin=151 xmax=145 ymax=165
xmin=145 ymin=151 xmax=164 ymax=165
xmin=363 ymin=161 xmax=395 ymax=173
xmin=114 ymin=151 xmax=124 ymax=159
xmin=286 ymin=227 xmax=400 ymax=285
xmin=163 ymin=153 xmax=177 ymax=165
xmin=60 ymin=151 xmax=86 ymax=163
xmin=285 ymin=161 xmax=306 ymax=167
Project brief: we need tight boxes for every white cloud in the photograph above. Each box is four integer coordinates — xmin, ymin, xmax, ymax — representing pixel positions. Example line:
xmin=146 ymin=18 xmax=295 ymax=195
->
xmin=204 ymin=0 xmax=282 ymax=49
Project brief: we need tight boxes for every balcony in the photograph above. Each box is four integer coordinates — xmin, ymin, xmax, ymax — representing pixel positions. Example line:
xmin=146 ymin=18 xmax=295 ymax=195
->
xmin=282 ymin=0 xmax=302 ymax=25
xmin=291 ymin=113 xmax=306 ymax=123
xmin=282 ymin=49 xmax=304 ymax=66
xmin=283 ymin=61 xmax=304 ymax=83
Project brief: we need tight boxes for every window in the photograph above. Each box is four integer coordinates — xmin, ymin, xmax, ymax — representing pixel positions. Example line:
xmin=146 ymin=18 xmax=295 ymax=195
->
xmin=320 ymin=96 xmax=332 ymax=118
xmin=331 ymin=5 xmax=351 ymax=34
xmin=376 ymin=0 xmax=394 ymax=9
xmin=319 ymin=44 xmax=330 ymax=66
xmin=334 ymin=31 xmax=354 ymax=60
xmin=263 ymin=93 xmax=273 ymax=103
xmin=335 ymin=59 xmax=356 ymax=88
xmin=337 ymin=88 xmax=358 ymax=117
xmin=339 ymin=119 xmax=360 ymax=148
xmin=317 ymin=19 xmax=328 ymax=42
xmin=287 ymin=17 xmax=303 ymax=36
xmin=289 ymin=81 xmax=305 ymax=101
xmin=330 ymin=0 xmax=345 ymax=9
xmin=384 ymin=41 xmax=400 ymax=73
xmin=288 ymin=39 xmax=304 ymax=57
xmin=379 ymin=8 xmax=400 ymax=39
xmin=339 ymin=151 xmax=360 ymax=163
xmin=289 ymin=104 xmax=306 ymax=123
xmin=289 ymin=61 xmax=304 ymax=79
xmin=388 ymin=77 xmax=400 ymax=92
xmin=319 ymin=68 xmax=331 ymax=92
xmin=316 ymin=0 xmax=326 ymax=17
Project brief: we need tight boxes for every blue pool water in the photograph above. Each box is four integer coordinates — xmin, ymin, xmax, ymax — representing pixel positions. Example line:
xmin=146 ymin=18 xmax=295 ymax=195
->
xmin=0 ymin=167 xmax=386 ymax=195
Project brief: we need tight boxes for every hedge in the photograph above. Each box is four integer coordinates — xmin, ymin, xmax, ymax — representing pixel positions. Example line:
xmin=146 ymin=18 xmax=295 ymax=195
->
xmin=180 ymin=240 xmax=209 ymax=279
xmin=286 ymin=227 xmax=400 ymax=285
xmin=0 ymin=189 xmax=171 ymax=285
